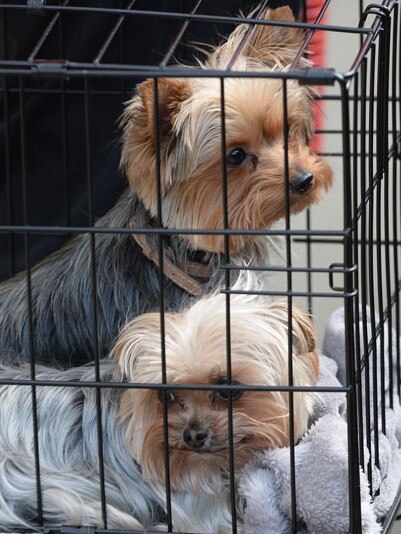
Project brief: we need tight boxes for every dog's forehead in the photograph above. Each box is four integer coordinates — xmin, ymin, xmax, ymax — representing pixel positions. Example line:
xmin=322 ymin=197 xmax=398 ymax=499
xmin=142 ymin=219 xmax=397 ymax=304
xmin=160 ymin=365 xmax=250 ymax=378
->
xmin=164 ymin=309 xmax=283 ymax=371
xmin=163 ymin=320 xmax=232 ymax=377
xmin=165 ymin=359 xmax=249 ymax=385
xmin=191 ymin=77 xmax=304 ymax=119
xmin=188 ymin=77 xmax=306 ymax=146
xmin=225 ymin=78 xmax=305 ymax=132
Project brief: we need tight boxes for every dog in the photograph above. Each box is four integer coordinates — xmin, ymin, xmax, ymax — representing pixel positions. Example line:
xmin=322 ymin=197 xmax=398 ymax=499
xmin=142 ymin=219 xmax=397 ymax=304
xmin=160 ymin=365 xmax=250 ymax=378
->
xmin=0 ymin=7 xmax=332 ymax=367
xmin=0 ymin=290 xmax=318 ymax=533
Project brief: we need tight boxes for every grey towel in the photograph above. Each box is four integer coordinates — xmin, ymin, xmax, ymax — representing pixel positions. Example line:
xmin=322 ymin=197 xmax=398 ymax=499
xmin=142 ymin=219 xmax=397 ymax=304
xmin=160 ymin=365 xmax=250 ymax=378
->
xmin=242 ymin=307 xmax=401 ymax=533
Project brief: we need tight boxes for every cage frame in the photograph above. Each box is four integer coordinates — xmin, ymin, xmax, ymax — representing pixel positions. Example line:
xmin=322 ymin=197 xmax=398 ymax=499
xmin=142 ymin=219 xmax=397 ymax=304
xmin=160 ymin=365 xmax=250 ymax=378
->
xmin=0 ymin=1 xmax=400 ymax=533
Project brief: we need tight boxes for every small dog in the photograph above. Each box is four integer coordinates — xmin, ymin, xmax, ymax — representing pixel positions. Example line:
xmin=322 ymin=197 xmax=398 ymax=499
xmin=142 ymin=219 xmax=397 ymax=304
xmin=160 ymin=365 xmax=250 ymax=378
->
xmin=0 ymin=291 xmax=318 ymax=533
xmin=0 ymin=7 xmax=332 ymax=367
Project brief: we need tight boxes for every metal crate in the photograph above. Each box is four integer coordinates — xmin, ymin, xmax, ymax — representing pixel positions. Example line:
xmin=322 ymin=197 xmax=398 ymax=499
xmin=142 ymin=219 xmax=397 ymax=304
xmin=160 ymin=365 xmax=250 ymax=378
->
xmin=0 ymin=1 xmax=400 ymax=533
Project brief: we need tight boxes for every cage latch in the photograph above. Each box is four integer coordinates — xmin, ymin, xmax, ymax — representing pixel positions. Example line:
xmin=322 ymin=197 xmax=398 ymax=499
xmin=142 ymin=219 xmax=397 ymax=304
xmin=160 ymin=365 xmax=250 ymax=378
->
xmin=329 ymin=263 xmax=357 ymax=293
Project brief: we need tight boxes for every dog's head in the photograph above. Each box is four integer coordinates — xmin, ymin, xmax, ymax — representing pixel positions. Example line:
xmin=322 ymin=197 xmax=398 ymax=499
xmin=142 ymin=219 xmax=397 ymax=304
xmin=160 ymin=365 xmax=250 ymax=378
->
xmin=120 ymin=7 xmax=332 ymax=254
xmin=113 ymin=293 xmax=318 ymax=494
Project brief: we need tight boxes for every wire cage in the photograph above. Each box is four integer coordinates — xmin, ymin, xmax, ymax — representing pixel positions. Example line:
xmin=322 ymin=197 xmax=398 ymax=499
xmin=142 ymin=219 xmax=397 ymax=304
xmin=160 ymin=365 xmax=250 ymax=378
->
xmin=0 ymin=0 xmax=400 ymax=533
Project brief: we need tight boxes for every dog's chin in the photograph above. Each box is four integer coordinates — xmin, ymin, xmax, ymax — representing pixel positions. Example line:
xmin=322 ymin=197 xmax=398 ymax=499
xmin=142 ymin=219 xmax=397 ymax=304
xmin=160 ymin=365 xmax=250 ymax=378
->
xmin=139 ymin=435 xmax=273 ymax=495
xmin=140 ymin=445 xmax=228 ymax=495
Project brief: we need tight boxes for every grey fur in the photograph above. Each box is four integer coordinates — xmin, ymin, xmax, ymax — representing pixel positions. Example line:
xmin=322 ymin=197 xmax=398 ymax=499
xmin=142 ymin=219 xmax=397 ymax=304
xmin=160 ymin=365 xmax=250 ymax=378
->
xmin=0 ymin=361 xmax=241 ymax=533
xmin=0 ymin=187 xmax=270 ymax=368
xmin=0 ymin=361 xmax=162 ymax=531
xmin=0 ymin=189 xmax=229 ymax=367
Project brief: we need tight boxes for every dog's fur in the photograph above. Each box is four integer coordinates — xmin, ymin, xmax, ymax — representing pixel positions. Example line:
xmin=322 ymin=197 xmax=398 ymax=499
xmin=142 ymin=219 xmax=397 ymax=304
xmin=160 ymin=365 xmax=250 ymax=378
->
xmin=0 ymin=291 xmax=318 ymax=533
xmin=0 ymin=7 xmax=332 ymax=367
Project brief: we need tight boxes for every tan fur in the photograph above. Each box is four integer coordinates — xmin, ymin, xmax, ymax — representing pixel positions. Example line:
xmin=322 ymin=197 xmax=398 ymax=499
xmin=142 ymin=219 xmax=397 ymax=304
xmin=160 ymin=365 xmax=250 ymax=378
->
xmin=207 ymin=6 xmax=307 ymax=70
xmin=113 ymin=292 xmax=319 ymax=494
xmin=120 ymin=7 xmax=333 ymax=254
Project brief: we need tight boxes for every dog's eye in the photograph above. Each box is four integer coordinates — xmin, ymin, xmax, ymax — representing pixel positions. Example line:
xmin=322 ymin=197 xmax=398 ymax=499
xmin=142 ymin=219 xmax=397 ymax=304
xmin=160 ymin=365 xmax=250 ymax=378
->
xmin=226 ymin=148 xmax=248 ymax=167
xmin=215 ymin=380 xmax=243 ymax=401
xmin=158 ymin=389 xmax=177 ymax=405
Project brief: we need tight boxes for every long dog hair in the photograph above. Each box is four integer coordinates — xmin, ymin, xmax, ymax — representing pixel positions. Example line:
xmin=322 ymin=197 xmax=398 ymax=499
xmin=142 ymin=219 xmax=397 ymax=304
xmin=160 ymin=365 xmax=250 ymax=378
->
xmin=0 ymin=7 xmax=332 ymax=368
xmin=0 ymin=291 xmax=318 ymax=533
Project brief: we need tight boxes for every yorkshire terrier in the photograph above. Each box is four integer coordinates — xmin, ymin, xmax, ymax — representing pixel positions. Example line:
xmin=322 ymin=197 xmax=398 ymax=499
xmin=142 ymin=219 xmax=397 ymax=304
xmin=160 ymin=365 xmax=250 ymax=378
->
xmin=0 ymin=7 xmax=332 ymax=367
xmin=0 ymin=291 xmax=318 ymax=533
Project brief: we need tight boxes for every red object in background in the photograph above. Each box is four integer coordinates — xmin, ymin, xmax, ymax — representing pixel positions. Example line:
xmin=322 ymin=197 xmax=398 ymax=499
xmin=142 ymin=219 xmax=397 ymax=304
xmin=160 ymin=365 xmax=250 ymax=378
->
xmin=305 ymin=0 xmax=329 ymax=153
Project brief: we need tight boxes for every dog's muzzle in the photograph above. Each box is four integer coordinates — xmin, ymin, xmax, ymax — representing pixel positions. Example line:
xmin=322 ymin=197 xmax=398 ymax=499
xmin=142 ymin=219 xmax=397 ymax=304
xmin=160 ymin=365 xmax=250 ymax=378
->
xmin=289 ymin=170 xmax=314 ymax=194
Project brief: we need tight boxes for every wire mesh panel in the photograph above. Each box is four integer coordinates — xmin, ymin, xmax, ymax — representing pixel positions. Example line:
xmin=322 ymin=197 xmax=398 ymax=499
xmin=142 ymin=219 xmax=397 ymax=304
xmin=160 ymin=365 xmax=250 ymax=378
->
xmin=0 ymin=1 xmax=400 ymax=533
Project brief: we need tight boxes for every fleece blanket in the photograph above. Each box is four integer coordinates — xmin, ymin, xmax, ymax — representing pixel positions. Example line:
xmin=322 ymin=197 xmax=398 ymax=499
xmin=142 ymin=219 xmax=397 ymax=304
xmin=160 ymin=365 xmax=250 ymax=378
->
xmin=242 ymin=306 xmax=401 ymax=533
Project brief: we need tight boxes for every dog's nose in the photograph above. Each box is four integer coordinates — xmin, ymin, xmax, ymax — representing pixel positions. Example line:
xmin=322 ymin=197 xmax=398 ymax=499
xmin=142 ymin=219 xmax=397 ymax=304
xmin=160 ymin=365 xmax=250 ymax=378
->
xmin=289 ymin=170 xmax=313 ymax=194
xmin=183 ymin=424 xmax=210 ymax=449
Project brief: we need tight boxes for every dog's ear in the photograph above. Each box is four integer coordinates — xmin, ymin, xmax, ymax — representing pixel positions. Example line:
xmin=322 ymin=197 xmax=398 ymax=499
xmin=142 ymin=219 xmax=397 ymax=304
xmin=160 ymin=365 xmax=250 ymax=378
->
xmin=244 ymin=7 xmax=303 ymax=66
xmin=111 ymin=312 xmax=162 ymax=382
xmin=290 ymin=306 xmax=319 ymax=382
xmin=267 ymin=301 xmax=318 ymax=380
xmin=138 ymin=77 xmax=192 ymax=136
xmin=290 ymin=306 xmax=317 ymax=352
xmin=122 ymin=78 xmax=191 ymax=142
xmin=120 ymin=77 xmax=192 ymax=194
xmin=112 ymin=312 xmax=184 ymax=383
xmin=208 ymin=7 xmax=303 ymax=69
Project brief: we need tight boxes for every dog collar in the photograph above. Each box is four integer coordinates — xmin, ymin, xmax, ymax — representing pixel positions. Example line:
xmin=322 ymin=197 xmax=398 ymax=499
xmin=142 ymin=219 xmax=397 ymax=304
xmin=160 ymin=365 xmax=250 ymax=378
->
xmin=129 ymin=219 xmax=213 ymax=297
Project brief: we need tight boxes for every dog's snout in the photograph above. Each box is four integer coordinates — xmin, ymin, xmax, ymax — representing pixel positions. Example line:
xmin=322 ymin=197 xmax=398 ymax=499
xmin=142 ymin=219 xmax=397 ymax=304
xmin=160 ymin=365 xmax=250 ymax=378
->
xmin=183 ymin=424 xmax=210 ymax=449
xmin=290 ymin=170 xmax=313 ymax=194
